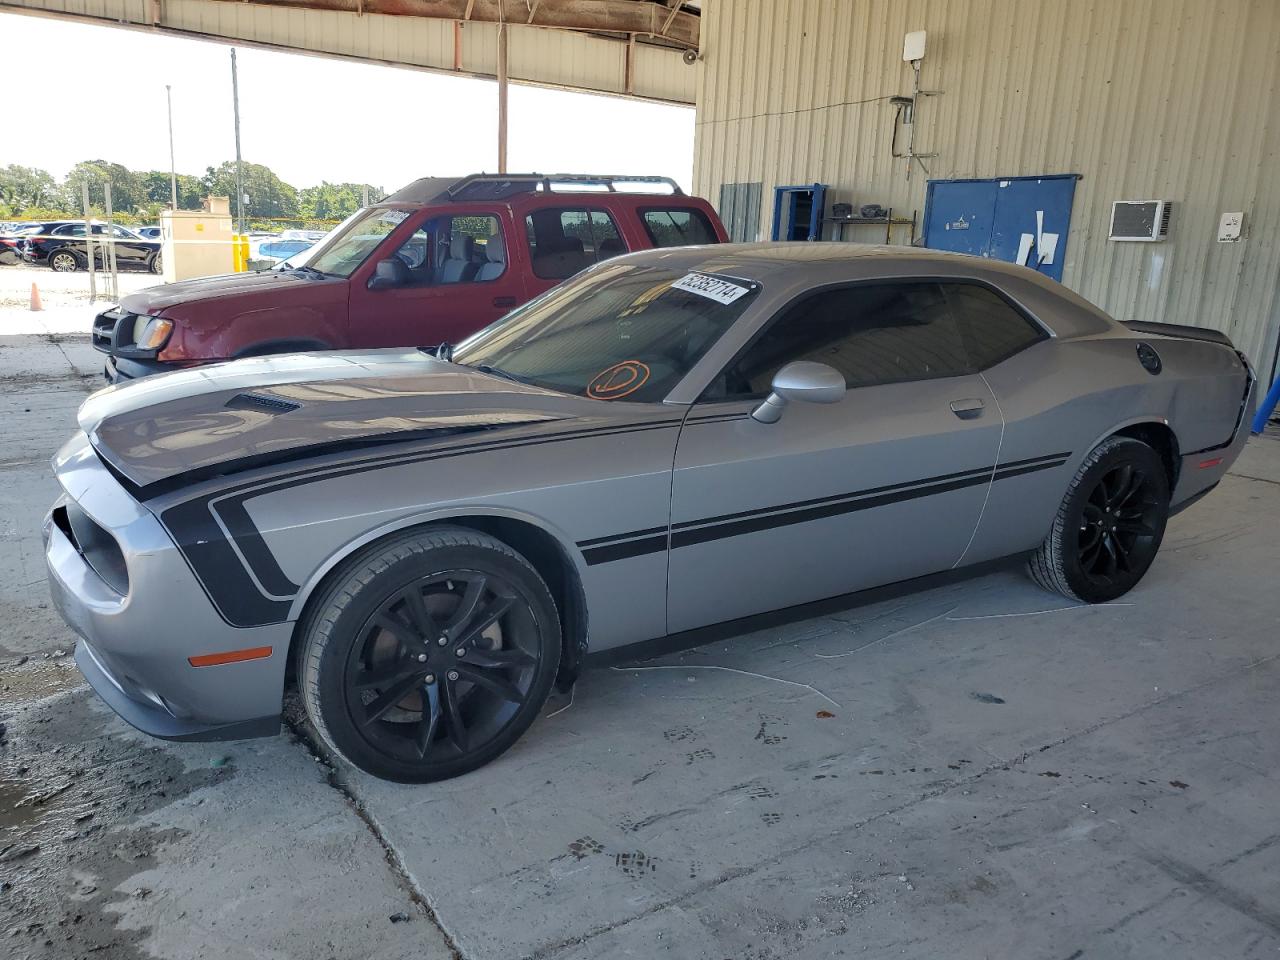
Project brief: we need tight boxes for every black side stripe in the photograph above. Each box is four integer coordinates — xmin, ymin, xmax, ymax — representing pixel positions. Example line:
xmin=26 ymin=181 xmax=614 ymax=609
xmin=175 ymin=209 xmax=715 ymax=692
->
xmin=579 ymin=452 xmax=1071 ymax=566
xmin=160 ymin=417 xmax=684 ymax=628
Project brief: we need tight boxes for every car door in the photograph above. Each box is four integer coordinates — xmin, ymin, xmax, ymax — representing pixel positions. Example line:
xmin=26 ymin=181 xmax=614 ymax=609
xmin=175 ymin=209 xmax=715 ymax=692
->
xmin=107 ymin=226 xmax=149 ymax=267
xmin=349 ymin=208 xmax=527 ymax=349
xmin=666 ymin=281 xmax=1004 ymax=634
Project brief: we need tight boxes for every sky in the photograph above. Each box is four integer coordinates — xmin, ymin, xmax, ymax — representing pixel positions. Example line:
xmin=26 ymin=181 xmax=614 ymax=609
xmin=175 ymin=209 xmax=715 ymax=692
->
xmin=0 ymin=13 xmax=695 ymax=192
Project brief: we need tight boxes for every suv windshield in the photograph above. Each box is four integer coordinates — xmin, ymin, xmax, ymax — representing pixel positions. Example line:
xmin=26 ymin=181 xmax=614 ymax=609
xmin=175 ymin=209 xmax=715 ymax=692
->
xmin=304 ymin=207 xmax=409 ymax=277
xmin=453 ymin=261 xmax=758 ymax=403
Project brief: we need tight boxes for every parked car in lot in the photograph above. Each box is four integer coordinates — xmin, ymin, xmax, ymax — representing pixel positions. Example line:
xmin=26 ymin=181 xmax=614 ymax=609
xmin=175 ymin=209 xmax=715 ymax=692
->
xmin=90 ymin=173 xmax=727 ymax=381
xmin=45 ymin=243 xmax=1254 ymax=782
xmin=1 ymin=220 xmax=73 ymax=265
xmin=133 ymin=226 xmax=162 ymax=240
xmin=22 ymin=221 xmax=162 ymax=274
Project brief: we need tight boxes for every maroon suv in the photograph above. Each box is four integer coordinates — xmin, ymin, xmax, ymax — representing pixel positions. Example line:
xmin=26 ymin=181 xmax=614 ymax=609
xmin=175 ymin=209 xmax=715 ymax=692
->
xmin=92 ymin=174 xmax=728 ymax=382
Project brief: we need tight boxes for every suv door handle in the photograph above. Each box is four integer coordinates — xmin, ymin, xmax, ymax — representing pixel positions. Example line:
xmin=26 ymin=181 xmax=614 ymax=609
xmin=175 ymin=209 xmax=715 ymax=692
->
xmin=950 ymin=397 xmax=985 ymax=419
xmin=492 ymin=296 xmax=517 ymax=308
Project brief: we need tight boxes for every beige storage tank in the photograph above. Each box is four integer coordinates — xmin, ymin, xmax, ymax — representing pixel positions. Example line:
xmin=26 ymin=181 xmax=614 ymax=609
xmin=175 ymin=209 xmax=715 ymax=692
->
xmin=160 ymin=196 xmax=234 ymax=282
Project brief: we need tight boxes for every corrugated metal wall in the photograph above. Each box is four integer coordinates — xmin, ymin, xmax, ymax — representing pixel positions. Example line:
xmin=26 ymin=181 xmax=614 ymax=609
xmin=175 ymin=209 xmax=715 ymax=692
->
xmin=693 ymin=0 xmax=1280 ymax=378
xmin=0 ymin=0 xmax=696 ymax=104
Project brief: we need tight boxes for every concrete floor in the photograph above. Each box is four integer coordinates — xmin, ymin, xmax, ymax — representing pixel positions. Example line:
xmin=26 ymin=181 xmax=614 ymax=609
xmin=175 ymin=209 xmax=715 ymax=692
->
xmin=1 ymin=322 xmax=1278 ymax=959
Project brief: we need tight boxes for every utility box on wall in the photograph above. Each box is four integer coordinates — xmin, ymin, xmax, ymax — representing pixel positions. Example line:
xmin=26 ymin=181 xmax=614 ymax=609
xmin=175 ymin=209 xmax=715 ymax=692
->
xmin=160 ymin=196 xmax=234 ymax=282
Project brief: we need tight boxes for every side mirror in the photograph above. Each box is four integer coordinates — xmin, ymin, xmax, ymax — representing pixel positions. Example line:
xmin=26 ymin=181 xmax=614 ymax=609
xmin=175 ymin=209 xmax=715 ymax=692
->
xmin=367 ymin=258 xmax=405 ymax=290
xmin=750 ymin=361 xmax=846 ymax=423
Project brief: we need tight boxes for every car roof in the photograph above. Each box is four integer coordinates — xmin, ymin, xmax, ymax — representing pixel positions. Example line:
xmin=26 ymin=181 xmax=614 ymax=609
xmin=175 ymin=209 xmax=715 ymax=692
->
xmin=613 ymin=242 xmax=1116 ymax=339
xmin=384 ymin=173 xmax=691 ymax=207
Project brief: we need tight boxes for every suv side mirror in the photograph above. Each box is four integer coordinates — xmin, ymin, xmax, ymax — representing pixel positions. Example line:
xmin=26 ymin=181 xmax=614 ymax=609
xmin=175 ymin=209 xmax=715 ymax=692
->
xmin=750 ymin=361 xmax=846 ymax=423
xmin=367 ymin=258 xmax=406 ymax=290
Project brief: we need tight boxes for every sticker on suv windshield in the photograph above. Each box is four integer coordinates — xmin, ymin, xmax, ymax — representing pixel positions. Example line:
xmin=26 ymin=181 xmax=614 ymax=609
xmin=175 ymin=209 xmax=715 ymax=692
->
xmin=671 ymin=272 xmax=752 ymax=305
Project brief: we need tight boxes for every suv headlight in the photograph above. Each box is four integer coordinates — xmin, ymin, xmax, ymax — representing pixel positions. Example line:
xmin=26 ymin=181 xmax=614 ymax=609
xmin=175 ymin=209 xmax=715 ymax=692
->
xmin=135 ymin=316 xmax=173 ymax=351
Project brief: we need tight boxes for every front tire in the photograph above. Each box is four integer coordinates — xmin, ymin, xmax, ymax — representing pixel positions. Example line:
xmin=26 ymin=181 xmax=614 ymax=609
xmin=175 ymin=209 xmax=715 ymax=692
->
xmin=1027 ymin=436 xmax=1170 ymax=602
xmin=49 ymin=250 xmax=80 ymax=272
xmin=149 ymin=252 xmax=163 ymax=274
xmin=299 ymin=527 xmax=561 ymax=783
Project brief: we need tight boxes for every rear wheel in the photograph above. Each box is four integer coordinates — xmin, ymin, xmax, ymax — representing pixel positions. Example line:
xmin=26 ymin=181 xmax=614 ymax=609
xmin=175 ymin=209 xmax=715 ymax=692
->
xmin=1027 ymin=436 xmax=1170 ymax=602
xmin=49 ymin=250 xmax=79 ymax=272
xmin=300 ymin=527 xmax=561 ymax=783
xmin=149 ymin=252 xmax=163 ymax=274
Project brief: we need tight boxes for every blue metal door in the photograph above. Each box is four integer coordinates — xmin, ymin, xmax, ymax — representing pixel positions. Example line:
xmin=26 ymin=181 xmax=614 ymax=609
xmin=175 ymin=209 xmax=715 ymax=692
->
xmin=924 ymin=175 xmax=1078 ymax=282
xmin=921 ymin=180 xmax=997 ymax=256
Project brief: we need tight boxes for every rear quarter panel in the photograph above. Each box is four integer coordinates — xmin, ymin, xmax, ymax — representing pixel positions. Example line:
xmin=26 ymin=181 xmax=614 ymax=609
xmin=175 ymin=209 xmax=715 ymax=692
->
xmin=964 ymin=333 xmax=1249 ymax=564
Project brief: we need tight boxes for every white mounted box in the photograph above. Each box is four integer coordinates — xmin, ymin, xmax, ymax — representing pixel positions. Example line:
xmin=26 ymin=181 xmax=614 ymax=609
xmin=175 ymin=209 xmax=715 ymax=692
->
xmin=1109 ymin=200 xmax=1173 ymax=241
xmin=1217 ymin=212 xmax=1244 ymax=242
xmin=903 ymin=30 xmax=927 ymax=62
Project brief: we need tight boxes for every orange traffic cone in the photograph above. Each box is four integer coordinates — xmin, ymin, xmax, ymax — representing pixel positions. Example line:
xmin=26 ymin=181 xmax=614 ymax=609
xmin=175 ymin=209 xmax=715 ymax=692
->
xmin=29 ymin=282 xmax=42 ymax=312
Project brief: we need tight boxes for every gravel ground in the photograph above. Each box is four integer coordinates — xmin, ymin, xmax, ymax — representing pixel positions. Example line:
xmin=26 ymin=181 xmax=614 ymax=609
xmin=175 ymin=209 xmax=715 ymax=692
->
xmin=0 ymin=264 xmax=157 ymax=313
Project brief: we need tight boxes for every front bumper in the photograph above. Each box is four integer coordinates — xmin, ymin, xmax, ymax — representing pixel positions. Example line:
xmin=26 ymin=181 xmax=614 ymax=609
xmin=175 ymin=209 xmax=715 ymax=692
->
xmin=104 ymin=353 xmax=170 ymax=383
xmin=44 ymin=433 xmax=290 ymax=742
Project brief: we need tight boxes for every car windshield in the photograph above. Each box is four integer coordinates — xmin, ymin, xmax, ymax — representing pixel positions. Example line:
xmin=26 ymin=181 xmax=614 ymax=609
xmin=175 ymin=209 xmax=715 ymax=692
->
xmin=303 ymin=207 xmax=409 ymax=277
xmin=452 ymin=261 xmax=758 ymax=403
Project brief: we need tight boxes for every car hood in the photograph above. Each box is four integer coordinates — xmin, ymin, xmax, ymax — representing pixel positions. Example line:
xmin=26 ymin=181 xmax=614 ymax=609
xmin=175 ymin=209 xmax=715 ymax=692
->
xmin=78 ymin=350 xmax=620 ymax=492
xmin=119 ymin=270 xmax=331 ymax=314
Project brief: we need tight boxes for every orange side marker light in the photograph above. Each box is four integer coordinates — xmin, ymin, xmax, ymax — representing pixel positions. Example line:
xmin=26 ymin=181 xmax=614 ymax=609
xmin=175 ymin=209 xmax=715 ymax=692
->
xmin=1197 ymin=457 xmax=1224 ymax=469
xmin=188 ymin=646 xmax=273 ymax=667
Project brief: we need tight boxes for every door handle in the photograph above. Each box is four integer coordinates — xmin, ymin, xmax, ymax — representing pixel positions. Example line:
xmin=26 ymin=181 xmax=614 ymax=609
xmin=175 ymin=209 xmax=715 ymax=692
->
xmin=950 ymin=397 xmax=985 ymax=419
xmin=492 ymin=296 xmax=517 ymax=308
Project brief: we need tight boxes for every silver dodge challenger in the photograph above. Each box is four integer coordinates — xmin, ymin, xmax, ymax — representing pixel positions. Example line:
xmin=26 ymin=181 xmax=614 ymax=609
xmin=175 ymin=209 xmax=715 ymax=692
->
xmin=45 ymin=244 xmax=1255 ymax=782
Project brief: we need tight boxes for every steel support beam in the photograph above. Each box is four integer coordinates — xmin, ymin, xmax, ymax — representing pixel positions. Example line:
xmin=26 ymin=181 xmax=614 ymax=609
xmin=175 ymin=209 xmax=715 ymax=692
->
xmin=246 ymin=0 xmax=699 ymax=47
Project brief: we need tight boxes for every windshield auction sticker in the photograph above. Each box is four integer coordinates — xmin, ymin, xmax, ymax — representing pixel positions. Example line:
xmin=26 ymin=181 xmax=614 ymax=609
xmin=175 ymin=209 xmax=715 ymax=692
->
xmin=670 ymin=272 xmax=752 ymax=305
xmin=587 ymin=361 xmax=651 ymax=400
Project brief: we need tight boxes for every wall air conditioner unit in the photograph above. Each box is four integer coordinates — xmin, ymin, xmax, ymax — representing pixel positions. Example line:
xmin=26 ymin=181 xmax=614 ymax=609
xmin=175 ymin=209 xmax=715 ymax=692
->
xmin=1110 ymin=200 xmax=1173 ymax=241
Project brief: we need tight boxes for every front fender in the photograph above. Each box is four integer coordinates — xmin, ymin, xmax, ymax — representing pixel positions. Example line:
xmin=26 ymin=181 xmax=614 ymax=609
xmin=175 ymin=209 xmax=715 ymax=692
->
xmin=285 ymin=504 xmax=589 ymax=623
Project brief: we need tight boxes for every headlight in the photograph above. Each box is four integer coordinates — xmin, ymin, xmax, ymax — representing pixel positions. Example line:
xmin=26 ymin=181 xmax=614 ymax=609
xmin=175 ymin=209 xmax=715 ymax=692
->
xmin=135 ymin=316 xmax=173 ymax=351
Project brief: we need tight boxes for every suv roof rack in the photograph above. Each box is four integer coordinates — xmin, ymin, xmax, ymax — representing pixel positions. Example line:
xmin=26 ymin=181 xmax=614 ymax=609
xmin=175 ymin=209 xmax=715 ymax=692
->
xmin=446 ymin=173 xmax=684 ymax=201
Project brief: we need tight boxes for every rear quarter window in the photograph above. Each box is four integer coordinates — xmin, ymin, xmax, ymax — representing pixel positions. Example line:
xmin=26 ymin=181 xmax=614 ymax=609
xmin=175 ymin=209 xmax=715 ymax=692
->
xmin=640 ymin=208 xmax=719 ymax=247
xmin=942 ymin=283 xmax=1048 ymax=369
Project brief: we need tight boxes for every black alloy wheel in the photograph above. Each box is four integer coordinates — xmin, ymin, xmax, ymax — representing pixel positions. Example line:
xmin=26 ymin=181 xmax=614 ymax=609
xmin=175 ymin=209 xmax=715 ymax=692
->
xmin=345 ymin=571 xmax=539 ymax=764
xmin=301 ymin=528 xmax=560 ymax=782
xmin=1075 ymin=461 xmax=1163 ymax=587
xmin=1027 ymin=436 xmax=1171 ymax=602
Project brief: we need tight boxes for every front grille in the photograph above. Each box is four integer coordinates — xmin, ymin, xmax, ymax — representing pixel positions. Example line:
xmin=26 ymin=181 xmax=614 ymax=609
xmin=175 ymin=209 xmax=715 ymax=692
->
xmin=92 ymin=307 xmax=134 ymax=354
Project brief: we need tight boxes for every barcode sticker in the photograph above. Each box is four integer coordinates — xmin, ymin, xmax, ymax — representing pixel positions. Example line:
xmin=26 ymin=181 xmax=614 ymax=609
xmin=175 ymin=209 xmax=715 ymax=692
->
xmin=671 ymin=272 xmax=752 ymax=305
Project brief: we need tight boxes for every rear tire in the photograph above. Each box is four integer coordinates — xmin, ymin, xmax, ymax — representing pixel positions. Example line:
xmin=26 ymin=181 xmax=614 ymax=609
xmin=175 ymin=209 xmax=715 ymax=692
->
xmin=1027 ymin=436 xmax=1170 ymax=602
xmin=49 ymin=250 xmax=80 ymax=272
xmin=149 ymin=252 xmax=163 ymax=274
xmin=299 ymin=527 xmax=561 ymax=783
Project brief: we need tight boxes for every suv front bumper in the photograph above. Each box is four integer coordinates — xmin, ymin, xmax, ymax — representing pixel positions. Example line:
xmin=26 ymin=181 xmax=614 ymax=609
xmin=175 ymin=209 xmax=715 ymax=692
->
xmin=44 ymin=432 xmax=291 ymax=742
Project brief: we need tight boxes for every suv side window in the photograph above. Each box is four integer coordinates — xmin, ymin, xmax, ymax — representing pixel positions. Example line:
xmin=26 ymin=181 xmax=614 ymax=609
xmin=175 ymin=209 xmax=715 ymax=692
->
xmin=641 ymin=207 xmax=718 ymax=247
xmin=705 ymin=282 xmax=972 ymax=399
xmin=525 ymin=208 xmax=625 ymax=280
xmin=382 ymin=213 xmax=506 ymax=287
xmin=942 ymin=282 xmax=1047 ymax=369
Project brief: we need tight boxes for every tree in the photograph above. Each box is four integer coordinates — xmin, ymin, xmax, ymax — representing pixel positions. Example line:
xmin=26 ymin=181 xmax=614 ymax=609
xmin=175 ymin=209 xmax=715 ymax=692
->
xmin=0 ymin=165 xmax=61 ymax=210
xmin=298 ymin=181 xmax=384 ymax=220
xmin=141 ymin=170 xmax=205 ymax=210
xmin=201 ymin=161 xmax=299 ymax=219
xmin=64 ymin=160 xmax=146 ymax=213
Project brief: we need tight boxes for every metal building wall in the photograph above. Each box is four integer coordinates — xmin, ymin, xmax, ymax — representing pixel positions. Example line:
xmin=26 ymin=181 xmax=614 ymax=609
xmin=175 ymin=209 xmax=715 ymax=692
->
xmin=693 ymin=0 xmax=1280 ymax=377
xmin=0 ymin=0 xmax=696 ymax=104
